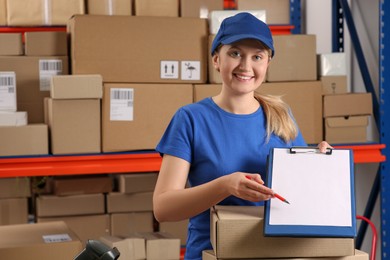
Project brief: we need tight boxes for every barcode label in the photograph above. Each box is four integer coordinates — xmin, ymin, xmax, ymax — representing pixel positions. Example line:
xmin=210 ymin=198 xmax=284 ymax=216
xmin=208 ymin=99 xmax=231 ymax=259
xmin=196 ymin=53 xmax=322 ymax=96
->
xmin=0 ymin=76 xmax=14 ymax=87
xmin=42 ymin=234 xmax=72 ymax=243
xmin=111 ymin=89 xmax=134 ymax=101
xmin=110 ymin=88 xmax=134 ymax=121
xmin=39 ymin=59 xmax=63 ymax=91
xmin=39 ymin=60 xmax=63 ymax=72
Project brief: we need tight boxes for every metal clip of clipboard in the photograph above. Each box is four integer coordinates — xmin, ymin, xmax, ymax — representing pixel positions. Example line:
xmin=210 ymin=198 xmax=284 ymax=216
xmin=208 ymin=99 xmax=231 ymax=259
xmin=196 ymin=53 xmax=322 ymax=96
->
xmin=289 ymin=147 xmax=333 ymax=155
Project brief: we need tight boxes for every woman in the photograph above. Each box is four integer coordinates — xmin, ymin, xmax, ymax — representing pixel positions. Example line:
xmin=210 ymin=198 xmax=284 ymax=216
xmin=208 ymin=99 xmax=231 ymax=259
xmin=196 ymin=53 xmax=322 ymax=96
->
xmin=153 ymin=12 xmax=331 ymax=260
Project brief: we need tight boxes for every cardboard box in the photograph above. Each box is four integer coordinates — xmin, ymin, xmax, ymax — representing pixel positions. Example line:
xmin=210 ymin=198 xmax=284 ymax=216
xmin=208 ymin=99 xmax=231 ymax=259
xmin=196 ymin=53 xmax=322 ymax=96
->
xmin=87 ymin=0 xmax=132 ymax=15
xmin=0 ymin=33 xmax=23 ymax=55
xmin=69 ymin=15 xmax=208 ymax=83
xmin=36 ymin=193 xmax=105 ymax=217
xmin=47 ymin=98 xmax=101 ymax=155
xmin=25 ymin=32 xmax=68 ymax=56
xmin=110 ymin=212 xmax=154 ymax=237
xmin=208 ymin=35 xmax=222 ymax=83
xmin=180 ymin=0 xmax=224 ymax=18
xmin=134 ymin=0 xmax=179 ymax=17
xmin=138 ymin=232 xmax=181 ymax=260
xmin=267 ymin=35 xmax=317 ymax=82
xmin=50 ymin=74 xmax=103 ymax=99
xmin=237 ymin=0 xmax=290 ymax=24
xmin=0 ymin=124 xmax=48 ymax=156
xmin=0 ymin=198 xmax=28 ymax=225
xmin=51 ymin=175 xmax=112 ymax=196
xmin=100 ymin=236 xmax=145 ymax=260
xmin=0 ymin=0 xmax=6 ymax=26
xmin=102 ymin=83 xmax=193 ymax=152
xmin=318 ymin=53 xmax=347 ymax=76
xmin=118 ymin=173 xmax=158 ymax=193
xmin=211 ymin=206 xmax=355 ymax=259
xmin=37 ymin=214 xmax=110 ymax=246
xmin=0 ymin=221 xmax=83 ymax=260
xmin=7 ymin=0 xmax=85 ymax=26
xmin=323 ymin=93 xmax=373 ymax=117
xmin=159 ymin=219 xmax=189 ymax=246
xmin=202 ymin=249 xmax=369 ymax=260
xmin=0 ymin=111 xmax=27 ymax=126
xmin=209 ymin=10 xmax=266 ymax=34
xmin=0 ymin=177 xmax=31 ymax=198
xmin=194 ymin=84 xmax=221 ymax=102
xmin=320 ymin=75 xmax=348 ymax=95
xmin=325 ymin=116 xmax=369 ymax=144
xmin=0 ymin=56 xmax=69 ymax=123
xmin=0 ymin=71 xmax=17 ymax=111
xmin=106 ymin=192 xmax=153 ymax=213
xmin=260 ymin=81 xmax=323 ymax=144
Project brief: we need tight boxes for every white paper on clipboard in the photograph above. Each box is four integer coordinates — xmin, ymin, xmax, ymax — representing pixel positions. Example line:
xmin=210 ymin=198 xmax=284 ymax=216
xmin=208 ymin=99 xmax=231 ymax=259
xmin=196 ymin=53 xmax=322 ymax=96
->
xmin=264 ymin=147 xmax=356 ymax=237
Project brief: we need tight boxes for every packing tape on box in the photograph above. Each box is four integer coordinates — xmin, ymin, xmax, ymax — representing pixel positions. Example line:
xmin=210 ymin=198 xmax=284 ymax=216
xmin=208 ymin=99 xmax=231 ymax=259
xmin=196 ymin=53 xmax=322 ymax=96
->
xmin=42 ymin=0 xmax=52 ymax=25
xmin=106 ymin=0 xmax=114 ymax=16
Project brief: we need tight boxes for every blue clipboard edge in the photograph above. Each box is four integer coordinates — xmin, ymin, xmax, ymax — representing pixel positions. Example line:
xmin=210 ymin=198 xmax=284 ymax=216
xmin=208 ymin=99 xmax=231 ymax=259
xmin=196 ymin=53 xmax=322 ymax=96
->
xmin=263 ymin=147 xmax=357 ymax=238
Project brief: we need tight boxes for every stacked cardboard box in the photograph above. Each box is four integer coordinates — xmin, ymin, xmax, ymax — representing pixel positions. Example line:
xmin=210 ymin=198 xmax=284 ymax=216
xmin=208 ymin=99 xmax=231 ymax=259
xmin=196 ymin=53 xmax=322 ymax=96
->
xmin=206 ymin=206 xmax=367 ymax=260
xmin=87 ymin=0 xmax=132 ymax=16
xmin=0 ymin=178 xmax=30 ymax=225
xmin=107 ymin=173 xmax=157 ymax=237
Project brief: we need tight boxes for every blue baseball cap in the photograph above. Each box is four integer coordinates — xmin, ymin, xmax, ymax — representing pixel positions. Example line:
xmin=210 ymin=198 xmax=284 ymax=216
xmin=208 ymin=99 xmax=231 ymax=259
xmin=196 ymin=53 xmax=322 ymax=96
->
xmin=211 ymin=12 xmax=274 ymax=57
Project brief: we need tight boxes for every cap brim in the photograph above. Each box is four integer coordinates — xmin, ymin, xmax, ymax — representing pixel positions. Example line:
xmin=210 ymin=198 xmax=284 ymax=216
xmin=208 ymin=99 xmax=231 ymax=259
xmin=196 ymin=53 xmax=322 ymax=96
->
xmin=221 ymin=34 xmax=274 ymax=57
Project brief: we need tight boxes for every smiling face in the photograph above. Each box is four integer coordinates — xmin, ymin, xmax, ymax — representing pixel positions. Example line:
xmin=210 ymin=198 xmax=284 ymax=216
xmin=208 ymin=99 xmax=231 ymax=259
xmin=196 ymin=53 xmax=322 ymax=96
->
xmin=213 ymin=39 xmax=271 ymax=96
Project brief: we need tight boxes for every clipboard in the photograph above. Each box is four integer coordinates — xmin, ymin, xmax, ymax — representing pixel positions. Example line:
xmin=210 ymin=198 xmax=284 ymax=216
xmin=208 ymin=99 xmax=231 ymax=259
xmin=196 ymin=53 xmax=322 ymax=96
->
xmin=264 ymin=147 xmax=356 ymax=237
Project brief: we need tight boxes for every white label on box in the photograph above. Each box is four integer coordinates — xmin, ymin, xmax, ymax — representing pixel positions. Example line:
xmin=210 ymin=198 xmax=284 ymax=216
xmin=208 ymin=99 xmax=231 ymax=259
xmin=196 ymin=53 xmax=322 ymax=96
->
xmin=110 ymin=88 xmax=134 ymax=121
xmin=39 ymin=59 xmax=63 ymax=91
xmin=0 ymin=72 xmax=17 ymax=111
xmin=43 ymin=234 xmax=72 ymax=243
xmin=181 ymin=61 xmax=201 ymax=80
xmin=161 ymin=61 xmax=179 ymax=79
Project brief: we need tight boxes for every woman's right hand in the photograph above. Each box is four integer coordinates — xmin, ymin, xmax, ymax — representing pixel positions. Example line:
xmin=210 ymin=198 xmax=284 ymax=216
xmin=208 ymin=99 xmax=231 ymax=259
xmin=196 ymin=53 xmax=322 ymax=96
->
xmin=224 ymin=172 xmax=274 ymax=202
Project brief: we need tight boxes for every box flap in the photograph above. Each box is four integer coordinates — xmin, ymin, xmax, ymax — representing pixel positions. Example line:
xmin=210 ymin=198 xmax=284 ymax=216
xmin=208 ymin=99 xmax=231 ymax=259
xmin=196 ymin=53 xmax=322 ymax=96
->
xmin=326 ymin=116 xmax=368 ymax=128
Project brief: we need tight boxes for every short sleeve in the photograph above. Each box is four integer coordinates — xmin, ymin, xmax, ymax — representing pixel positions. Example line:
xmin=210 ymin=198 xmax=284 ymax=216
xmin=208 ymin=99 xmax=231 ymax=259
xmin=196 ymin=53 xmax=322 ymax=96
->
xmin=156 ymin=108 xmax=193 ymax=163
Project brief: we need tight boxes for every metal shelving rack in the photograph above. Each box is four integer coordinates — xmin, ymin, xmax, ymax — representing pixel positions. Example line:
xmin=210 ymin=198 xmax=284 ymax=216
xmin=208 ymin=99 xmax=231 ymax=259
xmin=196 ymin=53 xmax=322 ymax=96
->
xmin=330 ymin=0 xmax=390 ymax=258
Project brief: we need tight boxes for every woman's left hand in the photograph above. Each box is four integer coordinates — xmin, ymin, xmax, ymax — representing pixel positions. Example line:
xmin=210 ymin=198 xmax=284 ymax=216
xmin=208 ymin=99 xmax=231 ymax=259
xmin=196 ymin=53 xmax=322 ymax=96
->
xmin=317 ymin=141 xmax=333 ymax=153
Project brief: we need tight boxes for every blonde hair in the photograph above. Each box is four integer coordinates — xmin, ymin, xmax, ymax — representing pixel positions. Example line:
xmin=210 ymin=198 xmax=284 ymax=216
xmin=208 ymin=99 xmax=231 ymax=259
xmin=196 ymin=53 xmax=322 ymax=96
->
xmin=254 ymin=93 xmax=298 ymax=143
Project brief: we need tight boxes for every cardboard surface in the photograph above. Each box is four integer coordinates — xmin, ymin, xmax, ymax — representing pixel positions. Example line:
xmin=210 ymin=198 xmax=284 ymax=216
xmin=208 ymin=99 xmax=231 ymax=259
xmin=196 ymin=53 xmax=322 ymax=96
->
xmin=37 ymin=214 xmax=110 ymax=246
xmin=0 ymin=0 xmax=6 ymax=25
xmin=138 ymin=232 xmax=181 ymax=260
xmin=211 ymin=206 xmax=355 ymax=259
xmin=50 ymin=74 xmax=103 ymax=99
xmin=0 ymin=56 xmax=69 ymax=123
xmin=106 ymin=192 xmax=153 ymax=213
xmin=110 ymin=212 xmax=154 ymax=237
xmin=0 ymin=221 xmax=83 ymax=260
xmin=0 ymin=33 xmax=23 ymax=55
xmin=36 ymin=193 xmax=105 ymax=217
xmin=237 ymin=0 xmax=290 ymax=24
xmin=118 ymin=173 xmax=158 ymax=193
xmin=25 ymin=32 xmax=68 ymax=56
xmin=180 ymin=0 xmax=224 ymax=18
xmin=267 ymin=35 xmax=317 ymax=82
xmin=0 ymin=71 xmax=17 ymax=111
xmin=7 ymin=0 xmax=85 ymax=26
xmin=47 ymin=98 xmax=101 ymax=155
xmin=323 ymin=93 xmax=373 ymax=117
xmin=0 ymin=198 xmax=28 ymax=225
xmin=159 ymin=219 xmax=189 ymax=246
xmin=0 ymin=177 xmax=31 ymax=198
xmin=0 ymin=111 xmax=27 ymax=126
xmin=87 ymin=0 xmax=132 ymax=15
xmin=134 ymin=0 xmax=179 ymax=17
xmin=69 ymin=15 xmax=208 ymax=83
xmin=52 ymin=175 xmax=112 ymax=196
xmin=100 ymin=235 xmax=146 ymax=260
xmin=0 ymin=124 xmax=48 ymax=156
xmin=202 ymin=249 xmax=368 ymax=260
xmin=325 ymin=116 xmax=369 ymax=144
xmin=102 ymin=83 xmax=193 ymax=152
xmin=320 ymin=76 xmax=348 ymax=94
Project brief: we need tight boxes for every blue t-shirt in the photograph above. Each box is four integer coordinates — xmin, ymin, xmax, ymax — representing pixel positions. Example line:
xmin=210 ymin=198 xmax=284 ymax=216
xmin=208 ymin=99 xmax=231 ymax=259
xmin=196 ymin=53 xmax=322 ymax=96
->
xmin=156 ymin=97 xmax=306 ymax=260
